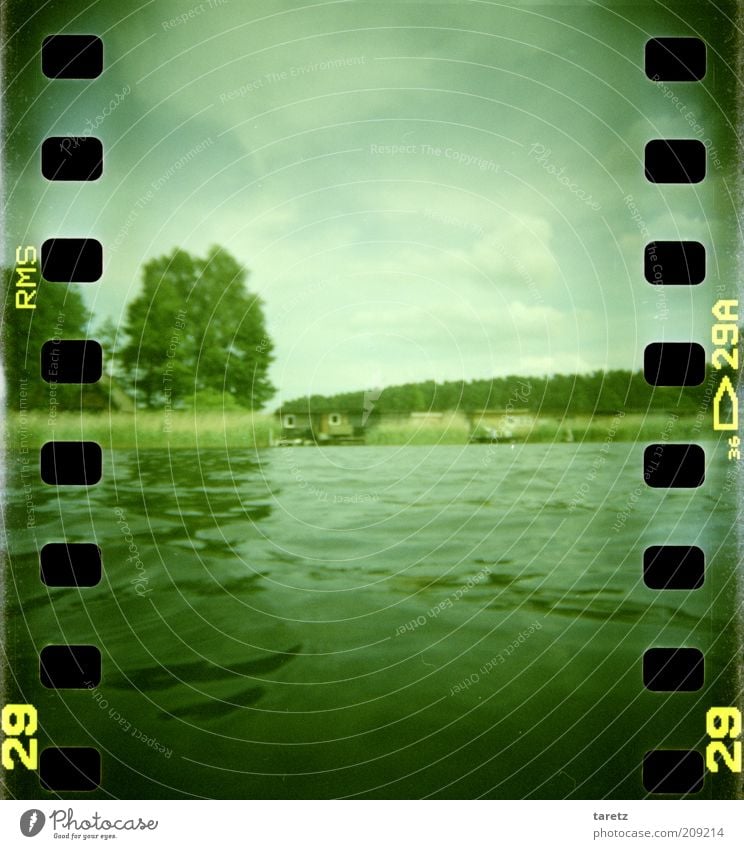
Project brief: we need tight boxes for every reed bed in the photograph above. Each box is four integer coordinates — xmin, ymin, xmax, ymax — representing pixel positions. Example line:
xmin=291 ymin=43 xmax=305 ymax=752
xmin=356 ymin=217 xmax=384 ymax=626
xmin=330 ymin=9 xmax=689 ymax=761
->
xmin=4 ymin=411 xmax=708 ymax=449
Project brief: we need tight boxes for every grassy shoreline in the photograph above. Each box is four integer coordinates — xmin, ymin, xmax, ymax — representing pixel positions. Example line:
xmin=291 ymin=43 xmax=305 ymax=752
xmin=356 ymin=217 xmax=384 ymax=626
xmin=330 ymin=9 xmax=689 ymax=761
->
xmin=4 ymin=411 xmax=710 ymax=449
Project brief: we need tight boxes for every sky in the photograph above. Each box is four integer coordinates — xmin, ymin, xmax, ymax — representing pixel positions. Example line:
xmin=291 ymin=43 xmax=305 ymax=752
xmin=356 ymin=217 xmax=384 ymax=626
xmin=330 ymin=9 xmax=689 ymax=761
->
xmin=4 ymin=0 xmax=739 ymax=403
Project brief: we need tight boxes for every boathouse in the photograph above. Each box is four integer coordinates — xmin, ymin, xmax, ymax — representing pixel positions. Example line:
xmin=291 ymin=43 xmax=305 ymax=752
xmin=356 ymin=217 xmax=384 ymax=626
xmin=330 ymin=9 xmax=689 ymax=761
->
xmin=275 ymin=408 xmax=366 ymax=444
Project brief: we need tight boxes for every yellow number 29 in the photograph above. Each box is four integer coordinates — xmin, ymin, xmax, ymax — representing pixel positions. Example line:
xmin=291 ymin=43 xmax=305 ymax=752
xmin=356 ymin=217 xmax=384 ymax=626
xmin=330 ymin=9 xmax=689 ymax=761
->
xmin=706 ymin=707 xmax=742 ymax=774
xmin=1 ymin=704 xmax=39 ymax=771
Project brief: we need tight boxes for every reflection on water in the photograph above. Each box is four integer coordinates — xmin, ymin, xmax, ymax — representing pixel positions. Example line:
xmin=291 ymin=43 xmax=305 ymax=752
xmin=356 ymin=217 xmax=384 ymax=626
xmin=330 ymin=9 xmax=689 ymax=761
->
xmin=4 ymin=443 xmax=738 ymax=799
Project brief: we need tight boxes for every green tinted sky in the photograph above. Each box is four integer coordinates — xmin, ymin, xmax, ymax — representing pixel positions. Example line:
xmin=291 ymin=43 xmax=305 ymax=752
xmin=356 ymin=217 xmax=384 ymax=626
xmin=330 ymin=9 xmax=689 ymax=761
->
xmin=4 ymin=0 xmax=738 ymax=401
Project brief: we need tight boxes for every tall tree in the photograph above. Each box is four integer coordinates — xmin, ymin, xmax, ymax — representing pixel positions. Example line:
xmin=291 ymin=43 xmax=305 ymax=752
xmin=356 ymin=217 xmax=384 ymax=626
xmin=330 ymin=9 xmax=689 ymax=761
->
xmin=119 ymin=246 xmax=275 ymax=410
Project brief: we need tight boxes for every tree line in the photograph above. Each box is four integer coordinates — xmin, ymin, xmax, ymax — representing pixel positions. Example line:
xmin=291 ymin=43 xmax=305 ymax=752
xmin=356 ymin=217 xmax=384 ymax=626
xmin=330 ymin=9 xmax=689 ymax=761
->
xmin=281 ymin=367 xmax=728 ymax=418
xmin=3 ymin=245 xmax=736 ymax=419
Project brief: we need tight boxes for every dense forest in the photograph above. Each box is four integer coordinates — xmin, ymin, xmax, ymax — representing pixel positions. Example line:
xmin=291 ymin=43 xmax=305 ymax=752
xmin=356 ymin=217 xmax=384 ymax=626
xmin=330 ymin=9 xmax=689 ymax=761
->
xmin=280 ymin=367 xmax=728 ymax=417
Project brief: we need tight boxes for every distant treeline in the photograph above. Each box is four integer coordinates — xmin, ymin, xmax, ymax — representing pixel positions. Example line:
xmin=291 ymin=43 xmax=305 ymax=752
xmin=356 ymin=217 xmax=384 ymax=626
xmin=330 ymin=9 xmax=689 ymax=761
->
xmin=281 ymin=368 xmax=727 ymax=416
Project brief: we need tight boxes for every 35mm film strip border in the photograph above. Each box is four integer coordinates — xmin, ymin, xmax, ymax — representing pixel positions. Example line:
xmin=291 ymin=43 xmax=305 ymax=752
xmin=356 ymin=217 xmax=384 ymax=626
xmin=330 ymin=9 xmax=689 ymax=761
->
xmin=642 ymin=36 xmax=741 ymax=796
xmin=10 ymin=34 xmax=106 ymax=794
xmin=4 ymin=31 xmax=738 ymax=797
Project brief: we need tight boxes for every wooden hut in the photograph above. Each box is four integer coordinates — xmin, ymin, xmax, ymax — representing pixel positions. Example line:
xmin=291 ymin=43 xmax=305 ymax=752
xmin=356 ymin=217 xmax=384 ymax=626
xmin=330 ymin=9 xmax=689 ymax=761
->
xmin=275 ymin=408 xmax=366 ymax=445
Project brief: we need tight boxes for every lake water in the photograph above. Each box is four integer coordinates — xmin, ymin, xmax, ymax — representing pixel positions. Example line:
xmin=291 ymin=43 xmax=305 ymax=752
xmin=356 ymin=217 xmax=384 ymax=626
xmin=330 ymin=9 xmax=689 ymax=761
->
xmin=4 ymin=442 xmax=739 ymax=798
